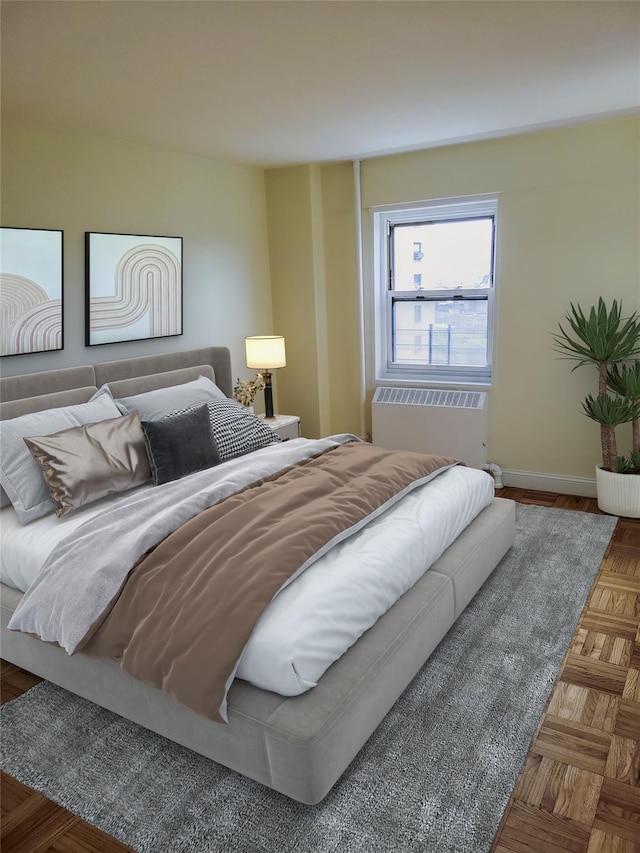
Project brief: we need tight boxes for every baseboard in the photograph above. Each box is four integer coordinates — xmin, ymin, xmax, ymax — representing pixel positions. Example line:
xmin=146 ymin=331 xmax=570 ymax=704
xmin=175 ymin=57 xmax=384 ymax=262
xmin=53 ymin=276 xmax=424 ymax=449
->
xmin=501 ymin=469 xmax=597 ymax=498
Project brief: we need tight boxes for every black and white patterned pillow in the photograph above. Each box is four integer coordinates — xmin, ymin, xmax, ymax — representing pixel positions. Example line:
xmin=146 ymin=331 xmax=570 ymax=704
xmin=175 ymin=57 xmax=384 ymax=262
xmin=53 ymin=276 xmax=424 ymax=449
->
xmin=168 ymin=399 xmax=279 ymax=461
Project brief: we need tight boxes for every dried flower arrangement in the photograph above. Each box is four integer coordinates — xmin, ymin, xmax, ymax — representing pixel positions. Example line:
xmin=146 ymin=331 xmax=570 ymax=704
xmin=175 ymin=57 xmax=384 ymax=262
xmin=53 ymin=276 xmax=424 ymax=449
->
xmin=233 ymin=373 xmax=265 ymax=407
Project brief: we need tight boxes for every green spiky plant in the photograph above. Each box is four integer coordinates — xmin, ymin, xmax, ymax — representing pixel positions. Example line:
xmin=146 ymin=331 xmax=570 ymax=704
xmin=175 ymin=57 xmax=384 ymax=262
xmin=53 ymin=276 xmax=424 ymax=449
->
xmin=552 ymin=298 xmax=640 ymax=473
xmin=607 ymin=360 xmax=640 ymax=467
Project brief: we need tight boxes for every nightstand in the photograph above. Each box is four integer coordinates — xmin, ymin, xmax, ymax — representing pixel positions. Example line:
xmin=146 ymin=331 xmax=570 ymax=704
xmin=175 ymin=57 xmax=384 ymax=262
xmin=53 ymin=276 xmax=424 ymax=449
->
xmin=259 ymin=414 xmax=301 ymax=441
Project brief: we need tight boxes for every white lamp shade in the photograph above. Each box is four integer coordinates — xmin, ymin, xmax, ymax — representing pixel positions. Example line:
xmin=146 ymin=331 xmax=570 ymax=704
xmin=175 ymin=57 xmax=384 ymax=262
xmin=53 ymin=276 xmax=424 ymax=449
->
xmin=245 ymin=336 xmax=286 ymax=369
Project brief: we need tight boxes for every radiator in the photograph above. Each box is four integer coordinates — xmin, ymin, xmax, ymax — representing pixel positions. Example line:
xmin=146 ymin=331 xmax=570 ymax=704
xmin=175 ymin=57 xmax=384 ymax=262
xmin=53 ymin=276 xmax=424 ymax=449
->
xmin=371 ymin=387 xmax=488 ymax=469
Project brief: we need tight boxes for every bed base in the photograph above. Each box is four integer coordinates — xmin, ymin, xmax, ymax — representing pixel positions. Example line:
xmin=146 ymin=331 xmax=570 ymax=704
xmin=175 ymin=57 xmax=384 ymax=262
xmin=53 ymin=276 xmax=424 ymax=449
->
xmin=1 ymin=497 xmax=514 ymax=804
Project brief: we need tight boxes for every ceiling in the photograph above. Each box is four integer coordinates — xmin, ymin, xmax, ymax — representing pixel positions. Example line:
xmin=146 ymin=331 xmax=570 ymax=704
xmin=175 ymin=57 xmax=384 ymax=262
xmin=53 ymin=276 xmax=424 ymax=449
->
xmin=2 ymin=0 xmax=639 ymax=168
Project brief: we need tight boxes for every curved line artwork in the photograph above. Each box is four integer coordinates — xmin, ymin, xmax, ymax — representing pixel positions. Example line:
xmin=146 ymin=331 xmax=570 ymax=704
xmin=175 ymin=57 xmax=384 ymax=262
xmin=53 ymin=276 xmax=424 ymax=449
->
xmin=87 ymin=238 xmax=182 ymax=345
xmin=0 ymin=274 xmax=62 ymax=356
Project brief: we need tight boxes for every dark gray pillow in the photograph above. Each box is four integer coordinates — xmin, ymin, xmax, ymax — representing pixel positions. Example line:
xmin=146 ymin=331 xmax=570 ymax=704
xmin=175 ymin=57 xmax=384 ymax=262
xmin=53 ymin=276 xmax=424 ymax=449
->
xmin=141 ymin=405 xmax=220 ymax=486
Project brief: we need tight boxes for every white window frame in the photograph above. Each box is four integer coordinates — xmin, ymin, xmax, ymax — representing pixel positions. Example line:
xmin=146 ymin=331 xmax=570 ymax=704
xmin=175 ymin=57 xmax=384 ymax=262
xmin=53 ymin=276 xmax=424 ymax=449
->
xmin=372 ymin=195 xmax=498 ymax=387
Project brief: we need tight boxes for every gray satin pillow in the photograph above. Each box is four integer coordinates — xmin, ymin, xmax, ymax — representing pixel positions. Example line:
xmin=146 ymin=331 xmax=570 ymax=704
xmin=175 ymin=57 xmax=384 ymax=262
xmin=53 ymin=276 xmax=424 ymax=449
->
xmin=0 ymin=394 xmax=123 ymax=524
xmin=23 ymin=412 xmax=151 ymax=518
xmin=0 ymin=387 xmax=100 ymax=510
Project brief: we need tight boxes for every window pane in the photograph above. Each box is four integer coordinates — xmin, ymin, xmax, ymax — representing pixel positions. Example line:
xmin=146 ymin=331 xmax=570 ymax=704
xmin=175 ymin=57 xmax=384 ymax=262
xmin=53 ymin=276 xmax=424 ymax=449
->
xmin=392 ymin=299 xmax=488 ymax=366
xmin=391 ymin=218 xmax=493 ymax=291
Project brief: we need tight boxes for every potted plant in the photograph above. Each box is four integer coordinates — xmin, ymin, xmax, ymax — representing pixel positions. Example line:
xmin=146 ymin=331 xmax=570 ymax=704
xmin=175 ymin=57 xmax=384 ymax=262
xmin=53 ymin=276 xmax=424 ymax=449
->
xmin=553 ymin=298 xmax=640 ymax=518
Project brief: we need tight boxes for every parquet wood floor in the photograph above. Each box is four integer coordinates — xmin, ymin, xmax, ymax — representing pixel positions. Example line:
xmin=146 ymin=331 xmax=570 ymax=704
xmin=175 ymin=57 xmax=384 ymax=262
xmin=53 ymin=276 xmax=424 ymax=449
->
xmin=1 ymin=487 xmax=638 ymax=852
xmin=491 ymin=488 xmax=640 ymax=853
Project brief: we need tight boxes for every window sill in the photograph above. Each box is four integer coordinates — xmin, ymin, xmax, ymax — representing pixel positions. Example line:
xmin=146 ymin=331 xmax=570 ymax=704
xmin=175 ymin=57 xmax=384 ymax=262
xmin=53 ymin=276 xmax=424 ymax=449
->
xmin=374 ymin=373 xmax=491 ymax=390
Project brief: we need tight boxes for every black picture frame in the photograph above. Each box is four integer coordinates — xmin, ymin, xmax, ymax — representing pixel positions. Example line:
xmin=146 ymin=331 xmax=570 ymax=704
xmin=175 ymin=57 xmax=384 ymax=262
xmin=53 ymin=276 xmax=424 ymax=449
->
xmin=0 ymin=227 xmax=64 ymax=357
xmin=85 ymin=231 xmax=183 ymax=347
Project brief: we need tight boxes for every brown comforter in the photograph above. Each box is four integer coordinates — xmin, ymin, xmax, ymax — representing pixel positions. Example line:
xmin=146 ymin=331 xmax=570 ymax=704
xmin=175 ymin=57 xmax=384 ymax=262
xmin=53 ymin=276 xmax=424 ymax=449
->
xmin=80 ymin=441 xmax=457 ymax=722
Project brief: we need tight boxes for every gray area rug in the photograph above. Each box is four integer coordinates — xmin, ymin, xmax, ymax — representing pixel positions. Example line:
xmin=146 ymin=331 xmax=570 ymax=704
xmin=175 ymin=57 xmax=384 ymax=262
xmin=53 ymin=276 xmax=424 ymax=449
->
xmin=1 ymin=504 xmax=617 ymax=853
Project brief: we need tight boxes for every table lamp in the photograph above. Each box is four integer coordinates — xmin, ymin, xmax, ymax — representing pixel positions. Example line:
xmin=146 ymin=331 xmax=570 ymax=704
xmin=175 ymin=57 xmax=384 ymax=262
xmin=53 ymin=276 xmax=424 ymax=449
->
xmin=245 ymin=335 xmax=286 ymax=419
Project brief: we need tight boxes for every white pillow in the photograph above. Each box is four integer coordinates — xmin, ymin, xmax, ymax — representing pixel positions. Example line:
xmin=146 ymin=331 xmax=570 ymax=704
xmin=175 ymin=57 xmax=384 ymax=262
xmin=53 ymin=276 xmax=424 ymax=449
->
xmin=0 ymin=394 xmax=123 ymax=524
xmin=113 ymin=375 xmax=226 ymax=421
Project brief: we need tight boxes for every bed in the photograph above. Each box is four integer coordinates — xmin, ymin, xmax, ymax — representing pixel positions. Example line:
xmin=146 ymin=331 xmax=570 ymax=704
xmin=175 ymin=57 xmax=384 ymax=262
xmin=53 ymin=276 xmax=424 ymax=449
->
xmin=0 ymin=346 xmax=515 ymax=804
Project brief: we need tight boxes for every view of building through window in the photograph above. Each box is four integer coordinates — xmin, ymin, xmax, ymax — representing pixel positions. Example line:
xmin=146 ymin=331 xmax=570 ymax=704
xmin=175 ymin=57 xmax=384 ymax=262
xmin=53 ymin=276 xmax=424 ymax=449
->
xmin=390 ymin=217 xmax=494 ymax=369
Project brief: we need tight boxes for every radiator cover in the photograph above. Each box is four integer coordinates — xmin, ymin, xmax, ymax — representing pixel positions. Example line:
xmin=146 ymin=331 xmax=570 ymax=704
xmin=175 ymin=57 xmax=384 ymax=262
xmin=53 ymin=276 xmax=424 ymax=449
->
xmin=371 ymin=386 xmax=488 ymax=469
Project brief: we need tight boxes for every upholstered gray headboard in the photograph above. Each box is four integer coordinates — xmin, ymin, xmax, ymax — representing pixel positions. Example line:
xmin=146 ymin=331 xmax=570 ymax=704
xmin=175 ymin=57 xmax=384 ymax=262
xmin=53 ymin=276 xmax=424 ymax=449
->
xmin=0 ymin=347 xmax=233 ymax=419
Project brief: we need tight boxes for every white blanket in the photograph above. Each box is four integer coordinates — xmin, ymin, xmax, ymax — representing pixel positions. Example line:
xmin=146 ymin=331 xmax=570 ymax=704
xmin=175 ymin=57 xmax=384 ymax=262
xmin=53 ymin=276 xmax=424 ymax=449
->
xmin=240 ymin=462 xmax=493 ymax=694
xmin=5 ymin=437 xmax=494 ymax=696
xmin=8 ymin=436 xmax=356 ymax=652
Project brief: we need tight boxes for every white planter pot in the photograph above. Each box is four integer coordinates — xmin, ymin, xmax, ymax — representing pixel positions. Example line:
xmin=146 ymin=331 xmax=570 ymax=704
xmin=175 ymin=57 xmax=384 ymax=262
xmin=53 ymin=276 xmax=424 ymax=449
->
xmin=596 ymin=465 xmax=640 ymax=518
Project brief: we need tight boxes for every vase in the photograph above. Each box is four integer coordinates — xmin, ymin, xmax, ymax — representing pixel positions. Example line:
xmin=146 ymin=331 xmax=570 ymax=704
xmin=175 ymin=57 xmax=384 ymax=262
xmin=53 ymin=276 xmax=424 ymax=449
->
xmin=596 ymin=465 xmax=640 ymax=518
xmin=245 ymin=405 xmax=255 ymax=414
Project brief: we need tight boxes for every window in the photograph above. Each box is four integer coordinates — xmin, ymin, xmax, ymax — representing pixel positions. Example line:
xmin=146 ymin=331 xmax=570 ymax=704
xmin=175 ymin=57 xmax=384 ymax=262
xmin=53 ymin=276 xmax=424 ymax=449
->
xmin=372 ymin=196 xmax=497 ymax=385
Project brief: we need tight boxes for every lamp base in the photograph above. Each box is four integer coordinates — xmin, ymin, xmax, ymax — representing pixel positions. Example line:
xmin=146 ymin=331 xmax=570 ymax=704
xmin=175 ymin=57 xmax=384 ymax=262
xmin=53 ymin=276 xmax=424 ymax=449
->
xmin=263 ymin=370 xmax=274 ymax=419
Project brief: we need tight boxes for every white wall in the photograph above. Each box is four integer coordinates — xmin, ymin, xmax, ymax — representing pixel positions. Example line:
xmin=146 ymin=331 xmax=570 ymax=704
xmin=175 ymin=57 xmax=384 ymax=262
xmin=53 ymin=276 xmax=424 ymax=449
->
xmin=266 ymin=118 xmax=640 ymax=483
xmin=360 ymin=118 xmax=640 ymax=482
xmin=1 ymin=120 xmax=273 ymax=381
xmin=5 ymin=117 xmax=638 ymax=486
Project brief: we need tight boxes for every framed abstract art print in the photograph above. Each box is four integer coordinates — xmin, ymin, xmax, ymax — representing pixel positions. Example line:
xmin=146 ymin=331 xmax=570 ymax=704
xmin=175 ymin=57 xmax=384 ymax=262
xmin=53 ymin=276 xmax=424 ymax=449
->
xmin=85 ymin=232 xmax=183 ymax=346
xmin=0 ymin=227 xmax=64 ymax=357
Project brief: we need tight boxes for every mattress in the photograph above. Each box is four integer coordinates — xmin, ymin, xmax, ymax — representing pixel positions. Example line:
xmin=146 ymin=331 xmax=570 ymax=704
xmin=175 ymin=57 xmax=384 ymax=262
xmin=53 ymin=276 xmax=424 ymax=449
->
xmin=1 ymin=458 xmax=493 ymax=697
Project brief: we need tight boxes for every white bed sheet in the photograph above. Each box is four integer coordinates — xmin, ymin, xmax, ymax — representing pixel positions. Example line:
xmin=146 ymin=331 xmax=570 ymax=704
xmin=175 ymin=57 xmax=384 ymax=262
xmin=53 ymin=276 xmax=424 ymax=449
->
xmin=1 ymin=465 xmax=493 ymax=697
xmin=0 ymin=485 xmax=155 ymax=593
